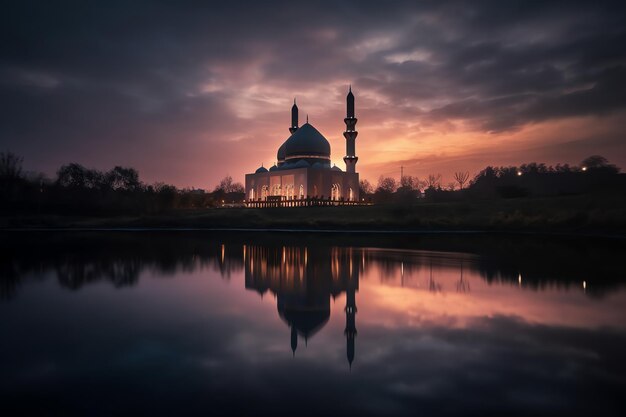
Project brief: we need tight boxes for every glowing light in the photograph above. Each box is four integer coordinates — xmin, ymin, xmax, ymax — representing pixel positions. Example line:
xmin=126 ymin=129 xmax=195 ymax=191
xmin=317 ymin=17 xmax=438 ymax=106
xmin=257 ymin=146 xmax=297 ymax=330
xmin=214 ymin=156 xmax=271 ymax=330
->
xmin=582 ymin=166 xmax=588 ymax=171
xmin=518 ymin=273 xmax=522 ymax=286
xmin=583 ymin=280 xmax=587 ymax=290
xmin=517 ymin=171 xmax=523 ymax=176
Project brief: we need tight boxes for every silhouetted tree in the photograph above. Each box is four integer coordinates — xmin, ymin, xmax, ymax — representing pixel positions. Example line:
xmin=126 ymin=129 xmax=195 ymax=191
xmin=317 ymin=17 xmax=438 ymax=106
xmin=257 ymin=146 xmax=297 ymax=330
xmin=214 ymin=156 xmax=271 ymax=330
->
xmin=214 ymin=175 xmax=244 ymax=194
xmin=426 ymin=174 xmax=442 ymax=189
xmin=359 ymin=179 xmax=373 ymax=196
xmin=0 ymin=151 xmax=23 ymax=180
xmin=400 ymin=175 xmax=420 ymax=191
xmin=56 ymin=163 xmax=103 ymax=189
xmin=376 ymin=176 xmax=397 ymax=193
xmin=581 ymin=155 xmax=619 ymax=174
xmin=105 ymin=166 xmax=141 ymax=191
xmin=454 ymin=171 xmax=469 ymax=189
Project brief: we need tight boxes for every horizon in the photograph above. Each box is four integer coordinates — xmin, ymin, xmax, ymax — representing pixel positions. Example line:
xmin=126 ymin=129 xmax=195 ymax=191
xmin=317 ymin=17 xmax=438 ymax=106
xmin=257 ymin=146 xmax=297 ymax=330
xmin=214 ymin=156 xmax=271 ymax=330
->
xmin=2 ymin=1 xmax=626 ymax=189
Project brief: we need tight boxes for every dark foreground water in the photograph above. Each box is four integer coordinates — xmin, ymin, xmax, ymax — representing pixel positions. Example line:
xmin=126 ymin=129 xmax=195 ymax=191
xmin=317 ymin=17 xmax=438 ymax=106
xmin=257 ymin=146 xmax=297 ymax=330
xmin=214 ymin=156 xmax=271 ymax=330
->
xmin=1 ymin=232 xmax=625 ymax=416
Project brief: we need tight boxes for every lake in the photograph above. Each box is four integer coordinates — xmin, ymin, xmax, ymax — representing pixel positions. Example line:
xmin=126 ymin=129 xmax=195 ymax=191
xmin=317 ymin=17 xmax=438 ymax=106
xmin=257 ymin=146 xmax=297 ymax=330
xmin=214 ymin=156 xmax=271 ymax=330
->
xmin=1 ymin=232 xmax=625 ymax=416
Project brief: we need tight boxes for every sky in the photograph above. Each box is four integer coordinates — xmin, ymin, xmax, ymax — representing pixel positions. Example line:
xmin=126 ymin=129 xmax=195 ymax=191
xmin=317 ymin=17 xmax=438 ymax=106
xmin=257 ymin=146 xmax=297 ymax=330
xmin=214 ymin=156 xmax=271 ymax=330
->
xmin=1 ymin=0 xmax=625 ymax=188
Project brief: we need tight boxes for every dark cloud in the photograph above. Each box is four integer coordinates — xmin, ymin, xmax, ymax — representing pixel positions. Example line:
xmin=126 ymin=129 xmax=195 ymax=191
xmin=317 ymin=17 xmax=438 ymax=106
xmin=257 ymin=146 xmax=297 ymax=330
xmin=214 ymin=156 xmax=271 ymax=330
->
xmin=1 ymin=0 xmax=625 ymax=184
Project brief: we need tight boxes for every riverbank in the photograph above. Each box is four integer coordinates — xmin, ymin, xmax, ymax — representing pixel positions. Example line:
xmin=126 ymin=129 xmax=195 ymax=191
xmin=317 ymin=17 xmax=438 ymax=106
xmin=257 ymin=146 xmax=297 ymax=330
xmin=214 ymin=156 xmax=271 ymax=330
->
xmin=2 ymin=194 xmax=625 ymax=236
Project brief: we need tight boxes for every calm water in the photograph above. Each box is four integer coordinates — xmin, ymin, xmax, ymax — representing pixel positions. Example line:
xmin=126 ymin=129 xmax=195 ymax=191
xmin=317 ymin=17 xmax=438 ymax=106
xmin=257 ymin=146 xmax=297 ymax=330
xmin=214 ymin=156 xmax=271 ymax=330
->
xmin=1 ymin=232 xmax=625 ymax=416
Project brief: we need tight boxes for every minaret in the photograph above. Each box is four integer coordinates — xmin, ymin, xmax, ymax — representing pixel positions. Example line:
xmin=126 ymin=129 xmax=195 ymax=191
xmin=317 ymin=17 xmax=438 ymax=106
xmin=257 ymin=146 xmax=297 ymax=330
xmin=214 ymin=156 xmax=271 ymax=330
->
xmin=290 ymin=98 xmax=299 ymax=134
xmin=291 ymin=325 xmax=298 ymax=356
xmin=343 ymin=86 xmax=358 ymax=173
xmin=345 ymin=286 xmax=357 ymax=368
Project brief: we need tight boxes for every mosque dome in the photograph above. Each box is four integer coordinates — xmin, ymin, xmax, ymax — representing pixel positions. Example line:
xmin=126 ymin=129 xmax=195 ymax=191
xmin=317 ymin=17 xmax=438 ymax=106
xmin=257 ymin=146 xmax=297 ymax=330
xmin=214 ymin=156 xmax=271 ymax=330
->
xmin=277 ymin=141 xmax=287 ymax=163
xmin=331 ymin=165 xmax=342 ymax=172
xmin=284 ymin=123 xmax=331 ymax=162
xmin=269 ymin=164 xmax=279 ymax=172
xmin=255 ymin=165 xmax=268 ymax=173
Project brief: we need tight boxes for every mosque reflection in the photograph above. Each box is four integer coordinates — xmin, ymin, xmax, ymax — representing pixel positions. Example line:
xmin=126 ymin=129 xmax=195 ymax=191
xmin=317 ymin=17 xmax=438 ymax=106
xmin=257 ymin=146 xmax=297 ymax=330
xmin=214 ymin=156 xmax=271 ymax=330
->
xmin=2 ymin=232 xmax=626 ymax=302
xmin=244 ymin=246 xmax=359 ymax=365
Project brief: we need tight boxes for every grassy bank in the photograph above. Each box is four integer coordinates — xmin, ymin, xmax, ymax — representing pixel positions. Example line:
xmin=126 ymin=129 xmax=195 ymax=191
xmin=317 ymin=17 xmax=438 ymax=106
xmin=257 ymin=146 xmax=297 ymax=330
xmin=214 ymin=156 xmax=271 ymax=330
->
xmin=2 ymin=193 xmax=625 ymax=236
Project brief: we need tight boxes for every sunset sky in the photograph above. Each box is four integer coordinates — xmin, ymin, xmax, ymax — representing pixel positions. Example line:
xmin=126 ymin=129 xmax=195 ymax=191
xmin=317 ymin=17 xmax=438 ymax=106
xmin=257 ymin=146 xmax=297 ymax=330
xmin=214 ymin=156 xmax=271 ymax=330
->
xmin=2 ymin=0 xmax=625 ymax=188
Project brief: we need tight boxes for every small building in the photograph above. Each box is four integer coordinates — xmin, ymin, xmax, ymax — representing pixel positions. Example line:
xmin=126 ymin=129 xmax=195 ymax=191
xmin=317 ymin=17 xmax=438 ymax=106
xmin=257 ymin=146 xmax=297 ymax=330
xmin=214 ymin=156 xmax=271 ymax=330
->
xmin=245 ymin=88 xmax=360 ymax=207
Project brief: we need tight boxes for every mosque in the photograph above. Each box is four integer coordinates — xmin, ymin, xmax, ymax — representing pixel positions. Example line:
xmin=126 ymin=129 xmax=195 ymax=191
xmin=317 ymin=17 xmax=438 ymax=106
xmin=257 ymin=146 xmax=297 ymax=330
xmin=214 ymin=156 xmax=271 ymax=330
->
xmin=245 ymin=87 xmax=360 ymax=207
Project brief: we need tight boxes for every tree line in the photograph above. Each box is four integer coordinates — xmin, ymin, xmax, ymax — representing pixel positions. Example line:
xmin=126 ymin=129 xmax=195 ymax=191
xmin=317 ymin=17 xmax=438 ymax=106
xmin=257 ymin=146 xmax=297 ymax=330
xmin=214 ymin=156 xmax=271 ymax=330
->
xmin=1 ymin=152 xmax=623 ymax=214
xmin=359 ymin=155 xmax=623 ymax=204
xmin=0 ymin=152 xmax=244 ymax=215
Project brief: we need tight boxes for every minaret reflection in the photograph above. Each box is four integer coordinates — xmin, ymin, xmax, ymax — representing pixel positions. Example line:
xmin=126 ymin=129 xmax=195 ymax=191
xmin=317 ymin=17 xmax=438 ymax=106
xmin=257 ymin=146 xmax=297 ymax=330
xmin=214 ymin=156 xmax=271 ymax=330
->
xmin=245 ymin=245 xmax=361 ymax=367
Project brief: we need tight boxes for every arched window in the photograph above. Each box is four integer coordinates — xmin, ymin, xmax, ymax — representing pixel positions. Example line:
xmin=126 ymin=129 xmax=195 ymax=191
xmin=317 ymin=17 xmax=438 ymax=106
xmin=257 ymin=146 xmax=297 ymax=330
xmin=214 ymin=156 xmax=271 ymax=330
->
xmin=272 ymin=184 xmax=281 ymax=196
xmin=261 ymin=185 xmax=269 ymax=200
xmin=299 ymin=184 xmax=304 ymax=199
xmin=249 ymin=188 xmax=255 ymax=200
xmin=349 ymin=187 xmax=353 ymax=201
xmin=313 ymin=185 xmax=318 ymax=197
xmin=331 ymin=183 xmax=341 ymax=200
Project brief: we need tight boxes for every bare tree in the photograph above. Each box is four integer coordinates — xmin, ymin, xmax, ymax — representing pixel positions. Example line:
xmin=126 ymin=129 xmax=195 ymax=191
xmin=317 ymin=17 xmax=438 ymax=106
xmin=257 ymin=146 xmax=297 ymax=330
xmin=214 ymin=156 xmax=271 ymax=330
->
xmin=214 ymin=175 xmax=244 ymax=193
xmin=400 ymin=175 xmax=420 ymax=191
xmin=426 ymin=174 xmax=442 ymax=189
xmin=453 ymin=171 xmax=470 ymax=190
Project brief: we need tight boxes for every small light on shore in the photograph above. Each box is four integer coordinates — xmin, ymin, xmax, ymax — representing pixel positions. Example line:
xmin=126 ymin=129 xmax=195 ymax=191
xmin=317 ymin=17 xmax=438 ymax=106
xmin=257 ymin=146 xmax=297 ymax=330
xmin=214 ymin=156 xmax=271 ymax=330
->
xmin=583 ymin=280 xmax=587 ymax=290
xmin=518 ymin=273 xmax=522 ymax=286
xmin=517 ymin=171 xmax=523 ymax=176
xmin=582 ymin=166 xmax=587 ymax=171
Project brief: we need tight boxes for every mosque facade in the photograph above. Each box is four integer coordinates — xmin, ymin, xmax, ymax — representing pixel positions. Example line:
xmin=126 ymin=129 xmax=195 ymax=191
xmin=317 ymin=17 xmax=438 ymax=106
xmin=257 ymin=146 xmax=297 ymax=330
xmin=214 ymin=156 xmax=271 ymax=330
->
xmin=245 ymin=88 xmax=360 ymax=207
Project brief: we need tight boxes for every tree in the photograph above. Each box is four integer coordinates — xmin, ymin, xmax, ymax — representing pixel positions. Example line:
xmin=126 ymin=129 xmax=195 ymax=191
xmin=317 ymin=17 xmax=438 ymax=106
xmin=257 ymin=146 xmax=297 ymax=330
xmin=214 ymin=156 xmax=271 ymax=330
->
xmin=581 ymin=155 xmax=619 ymax=174
xmin=453 ymin=171 xmax=469 ymax=190
xmin=105 ymin=166 xmax=141 ymax=191
xmin=426 ymin=174 xmax=442 ymax=189
xmin=376 ymin=176 xmax=397 ymax=194
xmin=400 ymin=175 xmax=420 ymax=191
xmin=359 ymin=179 xmax=373 ymax=196
xmin=0 ymin=151 xmax=23 ymax=180
xmin=214 ymin=175 xmax=244 ymax=193
xmin=56 ymin=163 xmax=103 ymax=189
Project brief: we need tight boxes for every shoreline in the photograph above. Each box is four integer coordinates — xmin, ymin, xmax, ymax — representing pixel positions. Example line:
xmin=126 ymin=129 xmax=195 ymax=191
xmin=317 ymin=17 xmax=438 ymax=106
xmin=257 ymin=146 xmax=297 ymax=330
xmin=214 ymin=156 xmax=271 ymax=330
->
xmin=2 ymin=226 xmax=625 ymax=240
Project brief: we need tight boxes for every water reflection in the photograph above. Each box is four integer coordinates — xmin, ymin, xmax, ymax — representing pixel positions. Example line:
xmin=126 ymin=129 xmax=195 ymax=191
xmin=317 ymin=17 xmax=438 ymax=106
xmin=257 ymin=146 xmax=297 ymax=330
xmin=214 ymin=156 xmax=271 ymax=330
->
xmin=2 ymin=232 xmax=625 ymax=300
xmin=1 ymin=232 xmax=626 ymax=416
xmin=244 ymin=246 xmax=359 ymax=365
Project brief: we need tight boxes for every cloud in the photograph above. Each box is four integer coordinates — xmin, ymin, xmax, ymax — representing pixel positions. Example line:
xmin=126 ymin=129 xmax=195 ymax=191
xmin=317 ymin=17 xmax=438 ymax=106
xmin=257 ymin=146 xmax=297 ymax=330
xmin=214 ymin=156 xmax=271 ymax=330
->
xmin=1 ymin=0 xmax=625 ymax=185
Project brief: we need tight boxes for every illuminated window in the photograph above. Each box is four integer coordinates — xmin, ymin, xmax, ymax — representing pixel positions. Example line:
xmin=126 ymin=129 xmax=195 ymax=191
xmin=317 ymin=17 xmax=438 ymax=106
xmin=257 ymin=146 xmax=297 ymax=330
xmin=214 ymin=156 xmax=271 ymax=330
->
xmin=349 ymin=187 xmax=353 ymax=201
xmin=261 ymin=185 xmax=269 ymax=200
xmin=299 ymin=184 xmax=304 ymax=199
xmin=331 ymin=183 xmax=341 ymax=200
xmin=249 ymin=188 xmax=255 ymax=200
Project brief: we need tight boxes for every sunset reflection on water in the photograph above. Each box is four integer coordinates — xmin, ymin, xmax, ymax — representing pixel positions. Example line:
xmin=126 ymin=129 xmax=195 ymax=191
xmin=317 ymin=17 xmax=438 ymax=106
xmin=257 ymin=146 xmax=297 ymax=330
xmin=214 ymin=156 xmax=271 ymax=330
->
xmin=1 ymin=233 xmax=625 ymax=416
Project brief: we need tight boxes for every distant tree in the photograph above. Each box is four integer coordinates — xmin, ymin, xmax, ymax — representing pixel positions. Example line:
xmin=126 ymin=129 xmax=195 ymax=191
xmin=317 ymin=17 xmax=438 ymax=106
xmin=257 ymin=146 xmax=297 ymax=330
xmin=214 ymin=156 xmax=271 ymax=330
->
xmin=376 ymin=176 xmax=397 ymax=194
xmin=105 ymin=166 xmax=141 ymax=191
xmin=426 ymin=174 xmax=442 ymax=189
xmin=56 ymin=163 xmax=103 ymax=189
xmin=446 ymin=182 xmax=456 ymax=191
xmin=400 ymin=175 xmax=420 ymax=191
xmin=214 ymin=175 xmax=244 ymax=193
xmin=0 ymin=151 xmax=23 ymax=180
xmin=359 ymin=179 xmax=373 ymax=196
xmin=453 ymin=171 xmax=470 ymax=190
xmin=581 ymin=155 xmax=619 ymax=174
